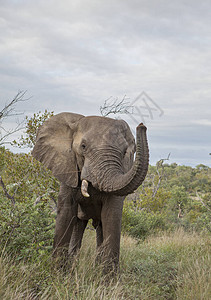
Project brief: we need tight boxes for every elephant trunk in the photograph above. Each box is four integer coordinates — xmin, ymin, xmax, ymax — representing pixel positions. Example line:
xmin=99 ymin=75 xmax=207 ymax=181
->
xmin=81 ymin=123 xmax=149 ymax=197
xmin=104 ymin=123 xmax=149 ymax=196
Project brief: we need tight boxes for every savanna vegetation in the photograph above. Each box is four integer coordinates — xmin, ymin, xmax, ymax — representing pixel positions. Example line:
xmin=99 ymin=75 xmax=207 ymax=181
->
xmin=0 ymin=103 xmax=210 ymax=299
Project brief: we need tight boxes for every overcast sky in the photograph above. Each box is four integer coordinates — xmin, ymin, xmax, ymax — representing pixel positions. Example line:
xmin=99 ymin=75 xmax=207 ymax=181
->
xmin=0 ymin=0 xmax=210 ymax=166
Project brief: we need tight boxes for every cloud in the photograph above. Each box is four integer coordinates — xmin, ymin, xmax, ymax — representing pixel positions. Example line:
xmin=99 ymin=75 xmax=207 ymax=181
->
xmin=0 ymin=0 xmax=210 ymax=166
xmin=193 ymin=120 xmax=211 ymax=126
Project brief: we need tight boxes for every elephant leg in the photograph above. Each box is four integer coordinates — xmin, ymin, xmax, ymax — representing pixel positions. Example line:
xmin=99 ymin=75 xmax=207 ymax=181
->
xmin=92 ymin=220 xmax=103 ymax=263
xmin=68 ymin=218 xmax=88 ymax=256
xmin=53 ymin=184 xmax=77 ymax=257
xmin=92 ymin=220 xmax=103 ymax=248
xmin=101 ymin=196 xmax=124 ymax=273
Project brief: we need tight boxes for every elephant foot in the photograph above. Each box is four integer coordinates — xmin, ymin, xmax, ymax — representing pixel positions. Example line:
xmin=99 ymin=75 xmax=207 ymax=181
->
xmin=95 ymin=251 xmax=120 ymax=277
xmin=52 ymin=247 xmax=70 ymax=271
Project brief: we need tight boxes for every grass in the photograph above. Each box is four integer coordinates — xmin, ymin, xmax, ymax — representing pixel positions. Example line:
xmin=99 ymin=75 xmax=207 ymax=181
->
xmin=0 ymin=229 xmax=210 ymax=299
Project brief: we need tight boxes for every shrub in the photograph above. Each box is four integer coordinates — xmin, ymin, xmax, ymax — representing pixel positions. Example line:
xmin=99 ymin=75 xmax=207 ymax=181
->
xmin=0 ymin=195 xmax=55 ymax=261
xmin=122 ymin=207 xmax=167 ymax=239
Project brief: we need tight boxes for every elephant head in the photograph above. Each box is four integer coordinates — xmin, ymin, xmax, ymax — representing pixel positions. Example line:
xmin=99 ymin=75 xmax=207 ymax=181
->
xmin=32 ymin=112 xmax=149 ymax=196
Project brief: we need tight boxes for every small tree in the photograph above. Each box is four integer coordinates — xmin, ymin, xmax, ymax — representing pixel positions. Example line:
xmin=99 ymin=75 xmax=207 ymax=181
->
xmin=0 ymin=110 xmax=58 ymax=260
xmin=12 ymin=110 xmax=54 ymax=149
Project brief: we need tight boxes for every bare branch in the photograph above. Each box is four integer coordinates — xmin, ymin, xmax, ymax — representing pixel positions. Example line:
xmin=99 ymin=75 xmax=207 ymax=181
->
xmin=196 ymin=191 xmax=211 ymax=212
xmin=152 ymin=153 xmax=171 ymax=198
xmin=0 ymin=120 xmax=25 ymax=146
xmin=156 ymin=153 xmax=171 ymax=167
xmin=100 ymin=95 xmax=133 ymax=117
xmin=0 ymin=91 xmax=28 ymax=120
xmin=0 ymin=176 xmax=15 ymax=205
xmin=178 ymin=203 xmax=183 ymax=218
xmin=0 ymin=90 xmax=29 ymax=146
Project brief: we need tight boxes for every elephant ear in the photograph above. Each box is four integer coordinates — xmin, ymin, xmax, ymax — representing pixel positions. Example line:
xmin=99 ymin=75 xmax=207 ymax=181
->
xmin=32 ymin=112 xmax=84 ymax=187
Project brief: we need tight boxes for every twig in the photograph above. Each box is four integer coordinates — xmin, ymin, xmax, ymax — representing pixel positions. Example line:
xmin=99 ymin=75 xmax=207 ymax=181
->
xmin=0 ymin=176 xmax=15 ymax=205
xmin=152 ymin=153 xmax=171 ymax=198
xmin=0 ymin=90 xmax=29 ymax=120
xmin=0 ymin=90 xmax=30 ymax=146
xmin=0 ymin=120 xmax=25 ymax=145
xmin=196 ymin=191 xmax=211 ymax=212
xmin=100 ymin=95 xmax=132 ymax=117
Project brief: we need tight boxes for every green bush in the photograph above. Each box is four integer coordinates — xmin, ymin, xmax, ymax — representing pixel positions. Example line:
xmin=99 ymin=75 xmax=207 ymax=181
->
xmin=0 ymin=142 xmax=58 ymax=261
xmin=0 ymin=195 xmax=55 ymax=261
xmin=122 ymin=207 xmax=167 ymax=239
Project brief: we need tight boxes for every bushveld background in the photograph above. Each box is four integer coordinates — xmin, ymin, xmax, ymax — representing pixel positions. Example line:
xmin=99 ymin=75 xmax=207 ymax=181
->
xmin=0 ymin=110 xmax=210 ymax=299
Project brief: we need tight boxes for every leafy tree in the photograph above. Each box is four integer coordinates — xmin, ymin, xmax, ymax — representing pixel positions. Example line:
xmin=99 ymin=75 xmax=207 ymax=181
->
xmin=123 ymin=162 xmax=211 ymax=236
xmin=12 ymin=109 xmax=54 ymax=149
xmin=0 ymin=110 xmax=58 ymax=260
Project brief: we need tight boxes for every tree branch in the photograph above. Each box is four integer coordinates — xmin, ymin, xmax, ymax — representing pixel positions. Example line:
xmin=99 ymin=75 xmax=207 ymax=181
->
xmin=0 ymin=120 xmax=25 ymax=145
xmin=0 ymin=90 xmax=30 ymax=146
xmin=0 ymin=176 xmax=15 ymax=205
xmin=100 ymin=95 xmax=132 ymax=117
xmin=152 ymin=153 xmax=171 ymax=198
xmin=0 ymin=91 xmax=29 ymax=120
xmin=196 ymin=191 xmax=211 ymax=212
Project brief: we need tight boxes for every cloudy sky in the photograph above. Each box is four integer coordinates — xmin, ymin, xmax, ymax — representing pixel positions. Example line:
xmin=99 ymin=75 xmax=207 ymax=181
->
xmin=0 ymin=0 xmax=210 ymax=166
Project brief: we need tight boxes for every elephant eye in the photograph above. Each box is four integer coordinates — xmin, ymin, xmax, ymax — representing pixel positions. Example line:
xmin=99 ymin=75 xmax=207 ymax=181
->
xmin=81 ymin=143 xmax=86 ymax=150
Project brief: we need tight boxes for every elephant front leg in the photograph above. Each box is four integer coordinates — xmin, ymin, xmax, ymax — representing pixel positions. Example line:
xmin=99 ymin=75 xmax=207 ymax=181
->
xmin=92 ymin=220 xmax=103 ymax=248
xmin=92 ymin=220 xmax=103 ymax=263
xmin=101 ymin=196 xmax=124 ymax=274
xmin=53 ymin=184 xmax=77 ymax=258
xmin=68 ymin=218 xmax=88 ymax=256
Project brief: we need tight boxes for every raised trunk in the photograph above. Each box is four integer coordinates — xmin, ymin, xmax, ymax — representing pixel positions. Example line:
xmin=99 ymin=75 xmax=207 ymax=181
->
xmin=107 ymin=123 xmax=149 ymax=196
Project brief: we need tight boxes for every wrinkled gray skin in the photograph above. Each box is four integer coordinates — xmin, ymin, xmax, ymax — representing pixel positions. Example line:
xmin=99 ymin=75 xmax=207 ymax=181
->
xmin=32 ymin=112 xmax=149 ymax=273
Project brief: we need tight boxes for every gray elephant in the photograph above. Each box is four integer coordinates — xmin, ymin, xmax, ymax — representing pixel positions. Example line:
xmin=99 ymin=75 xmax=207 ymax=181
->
xmin=32 ymin=112 xmax=149 ymax=272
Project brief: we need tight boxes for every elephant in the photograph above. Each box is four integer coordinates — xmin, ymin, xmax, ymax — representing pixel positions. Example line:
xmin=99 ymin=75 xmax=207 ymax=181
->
xmin=32 ymin=112 xmax=149 ymax=273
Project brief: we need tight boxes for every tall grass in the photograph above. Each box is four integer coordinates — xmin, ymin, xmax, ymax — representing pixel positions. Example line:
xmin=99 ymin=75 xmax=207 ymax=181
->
xmin=0 ymin=229 xmax=210 ymax=299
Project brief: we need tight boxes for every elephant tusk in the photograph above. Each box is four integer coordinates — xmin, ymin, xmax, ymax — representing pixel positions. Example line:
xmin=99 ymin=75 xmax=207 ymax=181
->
xmin=81 ymin=180 xmax=90 ymax=197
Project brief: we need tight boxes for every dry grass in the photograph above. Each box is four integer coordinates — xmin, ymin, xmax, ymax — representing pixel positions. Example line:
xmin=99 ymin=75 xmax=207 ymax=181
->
xmin=0 ymin=229 xmax=210 ymax=299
